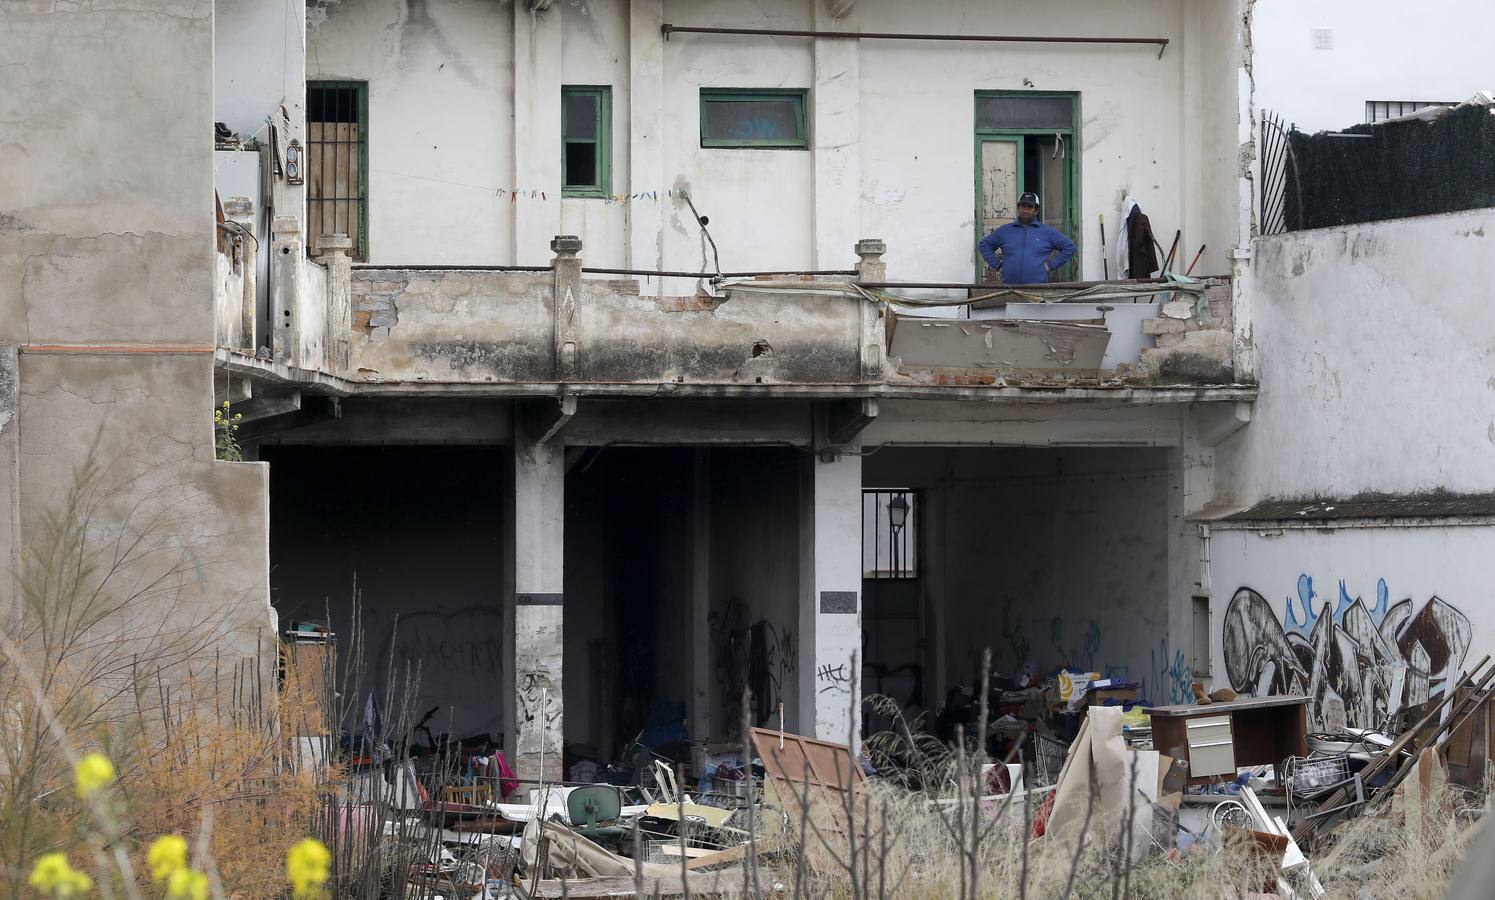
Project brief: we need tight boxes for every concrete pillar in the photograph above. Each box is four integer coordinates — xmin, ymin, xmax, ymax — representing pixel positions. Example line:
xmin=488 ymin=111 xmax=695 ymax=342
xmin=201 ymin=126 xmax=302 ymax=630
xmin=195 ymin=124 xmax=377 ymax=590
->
xmin=316 ymin=234 xmax=353 ymax=372
xmin=551 ymin=235 xmax=581 ymax=381
xmin=854 ymin=239 xmax=887 ymax=380
xmin=854 ymin=239 xmax=886 ymax=283
xmin=627 ymin=0 xmax=665 ymax=296
xmin=513 ymin=4 xmax=563 ymax=265
xmin=511 ymin=421 xmax=565 ymax=790
xmin=811 ymin=5 xmax=861 ymax=271
xmin=270 ymin=215 xmax=303 ymax=367
xmin=798 ymin=453 xmax=863 ymax=745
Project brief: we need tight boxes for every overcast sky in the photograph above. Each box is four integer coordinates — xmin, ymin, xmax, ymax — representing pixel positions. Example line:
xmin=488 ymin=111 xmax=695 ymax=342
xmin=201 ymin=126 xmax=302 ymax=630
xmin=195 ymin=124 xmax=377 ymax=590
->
xmin=1252 ymin=0 xmax=1493 ymax=132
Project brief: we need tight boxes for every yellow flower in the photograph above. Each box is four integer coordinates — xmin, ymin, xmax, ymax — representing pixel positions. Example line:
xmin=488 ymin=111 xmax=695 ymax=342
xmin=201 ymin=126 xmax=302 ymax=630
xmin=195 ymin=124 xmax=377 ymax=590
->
xmin=73 ymin=753 xmax=115 ymax=799
xmin=28 ymin=852 xmax=93 ymax=897
xmin=166 ymin=868 xmax=209 ymax=900
xmin=148 ymin=835 xmax=188 ymax=883
xmin=287 ymin=837 xmax=330 ymax=899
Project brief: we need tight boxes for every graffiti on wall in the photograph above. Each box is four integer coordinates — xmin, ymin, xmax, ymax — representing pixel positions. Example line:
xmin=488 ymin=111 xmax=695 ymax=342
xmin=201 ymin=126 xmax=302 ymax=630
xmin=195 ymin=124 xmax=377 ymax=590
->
xmin=710 ymin=598 xmax=797 ymax=732
xmin=1223 ymin=575 xmax=1472 ymax=729
xmin=1152 ymin=635 xmax=1193 ymax=705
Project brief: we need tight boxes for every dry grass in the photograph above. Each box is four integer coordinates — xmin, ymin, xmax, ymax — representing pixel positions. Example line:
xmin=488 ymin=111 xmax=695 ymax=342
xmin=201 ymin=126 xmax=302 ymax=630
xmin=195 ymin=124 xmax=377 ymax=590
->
xmin=0 ymin=459 xmax=329 ymax=898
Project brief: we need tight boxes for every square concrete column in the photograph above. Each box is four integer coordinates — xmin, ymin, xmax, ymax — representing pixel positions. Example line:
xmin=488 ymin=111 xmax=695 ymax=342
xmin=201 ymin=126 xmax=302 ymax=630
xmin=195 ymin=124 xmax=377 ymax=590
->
xmin=511 ymin=421 xmax=565 ymax=790
xmin=798 ymin=453 xmax=863 ymax=745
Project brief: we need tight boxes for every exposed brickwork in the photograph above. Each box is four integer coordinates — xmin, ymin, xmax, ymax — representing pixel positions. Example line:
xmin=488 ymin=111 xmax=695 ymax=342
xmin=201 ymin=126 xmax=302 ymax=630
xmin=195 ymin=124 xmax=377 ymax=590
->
xmin=655 ymin=294 xmax=725 ymax=312
xmin=350 ymin=271 xmax=406 ymax=337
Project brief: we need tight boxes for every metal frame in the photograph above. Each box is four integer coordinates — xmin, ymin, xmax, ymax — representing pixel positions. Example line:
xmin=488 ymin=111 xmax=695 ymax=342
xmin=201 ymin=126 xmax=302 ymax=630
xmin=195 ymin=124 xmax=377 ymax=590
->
xmin=562 ymin=85 xmax=612 ymax=198
xmin=699 ymin=88 xmax=809 ymax=149
xmin=306 ymin=80 xmax=369 ymax=260
xmin=973 ymin=90 xmax=1080 ymax=282
xmin=862 ymin=489 xmax=917 ymax=580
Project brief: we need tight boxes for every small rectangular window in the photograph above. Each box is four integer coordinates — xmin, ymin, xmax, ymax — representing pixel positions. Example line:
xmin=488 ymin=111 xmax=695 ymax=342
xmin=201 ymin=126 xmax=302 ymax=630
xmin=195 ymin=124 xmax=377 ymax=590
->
xmin=562 ymin=86 xmax=610 ymax=198
xmin=307 ymin=81 xmax=369 ymax=260
xmin=975 ymin=95 xmax=1073 ymax=130
xmin=700 ymin=89 xmax=808 ymax=149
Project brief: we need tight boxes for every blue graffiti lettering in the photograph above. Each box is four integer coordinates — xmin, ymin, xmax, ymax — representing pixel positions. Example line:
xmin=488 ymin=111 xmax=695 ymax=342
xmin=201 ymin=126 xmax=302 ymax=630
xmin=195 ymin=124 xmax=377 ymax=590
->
xmin=1152 ymin=636 xmax=1192 ymax=705
xmin=730 ymin=116 xmax=785 ymax=141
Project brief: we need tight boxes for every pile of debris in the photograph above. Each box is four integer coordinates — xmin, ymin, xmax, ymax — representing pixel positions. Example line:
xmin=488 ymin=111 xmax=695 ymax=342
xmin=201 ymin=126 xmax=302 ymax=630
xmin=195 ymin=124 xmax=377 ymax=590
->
xmin=326 ymin=655 xmax=1495 ymax=898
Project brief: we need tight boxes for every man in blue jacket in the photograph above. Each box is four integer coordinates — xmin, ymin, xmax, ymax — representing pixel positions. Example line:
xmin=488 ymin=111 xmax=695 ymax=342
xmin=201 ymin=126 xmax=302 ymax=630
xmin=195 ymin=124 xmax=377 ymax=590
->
xmin=978 ymin=192 xmax=1077 ymax=284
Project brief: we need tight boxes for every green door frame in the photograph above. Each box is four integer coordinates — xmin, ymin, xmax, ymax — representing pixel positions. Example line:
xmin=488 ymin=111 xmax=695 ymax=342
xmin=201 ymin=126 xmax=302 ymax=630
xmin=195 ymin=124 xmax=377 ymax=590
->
xmin=973 ymin=91 xmax=1081 ymax=282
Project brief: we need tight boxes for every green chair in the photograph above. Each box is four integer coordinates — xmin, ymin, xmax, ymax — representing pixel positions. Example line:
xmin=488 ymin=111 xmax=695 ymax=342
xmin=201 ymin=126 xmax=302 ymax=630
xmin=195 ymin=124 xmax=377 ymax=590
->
xmin=567 ymin=785 xmax=627 ymax=840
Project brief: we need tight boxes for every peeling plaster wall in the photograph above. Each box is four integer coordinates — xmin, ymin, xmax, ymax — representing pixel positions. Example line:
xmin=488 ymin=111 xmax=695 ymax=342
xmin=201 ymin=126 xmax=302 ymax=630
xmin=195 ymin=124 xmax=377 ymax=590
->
xmin=307 ymin=0 xmax=516 ymax=264
xmin=349 ymin=269 xmax=555 ymax=381
xmin=1216 ymin=208 xmax=1495 ymax=505
xmin=344 ymin=269 xmax=866 ymax=384
xmin=293 ymin=0 xmax=1244 ymax=286
xmin=864 ymin=448 xmax=1174 ymax=702
xmin=1 ymin=2 xmax=273 ymax=657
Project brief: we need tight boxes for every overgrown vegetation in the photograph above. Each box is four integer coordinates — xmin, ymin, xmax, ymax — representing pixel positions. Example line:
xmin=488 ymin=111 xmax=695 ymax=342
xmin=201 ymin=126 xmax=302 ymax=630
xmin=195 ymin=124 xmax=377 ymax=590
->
xmin=213 ymin=402 xmax=243 ymax=463
xmin=0 ymin=460 xmax=335 ymax=897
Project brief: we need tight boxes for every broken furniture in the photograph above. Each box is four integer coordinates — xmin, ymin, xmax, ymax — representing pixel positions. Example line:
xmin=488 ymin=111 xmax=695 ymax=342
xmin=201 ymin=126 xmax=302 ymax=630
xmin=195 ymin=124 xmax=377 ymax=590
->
xmin=1144 ymin=695 xmax=1309 ymax=784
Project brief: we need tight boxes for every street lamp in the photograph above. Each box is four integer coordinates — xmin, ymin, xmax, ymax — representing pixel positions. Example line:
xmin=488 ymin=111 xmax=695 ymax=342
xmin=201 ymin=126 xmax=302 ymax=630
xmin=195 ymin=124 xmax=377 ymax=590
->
xmin=887 ymin=493 xmax=909 ymax=531
xmin=887 ymin=493 xmax=909 ymax=575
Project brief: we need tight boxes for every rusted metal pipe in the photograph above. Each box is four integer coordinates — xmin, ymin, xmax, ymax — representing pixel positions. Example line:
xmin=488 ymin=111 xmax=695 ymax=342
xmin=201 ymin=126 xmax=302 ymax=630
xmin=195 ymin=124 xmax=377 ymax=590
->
xmin=662 ymin=23 xmax=1169 ymax=55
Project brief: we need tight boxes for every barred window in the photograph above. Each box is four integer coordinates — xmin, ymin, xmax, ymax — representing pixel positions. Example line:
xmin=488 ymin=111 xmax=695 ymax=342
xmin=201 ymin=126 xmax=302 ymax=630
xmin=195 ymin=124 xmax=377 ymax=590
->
xmin=306 ymin=81 xmax=368 ymax=260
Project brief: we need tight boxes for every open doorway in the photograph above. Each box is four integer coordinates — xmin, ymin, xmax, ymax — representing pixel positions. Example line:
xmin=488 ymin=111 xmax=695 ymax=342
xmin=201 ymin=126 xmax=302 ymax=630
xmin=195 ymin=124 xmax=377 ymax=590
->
xmin=263 ymin=445 xmax=506 ymax=745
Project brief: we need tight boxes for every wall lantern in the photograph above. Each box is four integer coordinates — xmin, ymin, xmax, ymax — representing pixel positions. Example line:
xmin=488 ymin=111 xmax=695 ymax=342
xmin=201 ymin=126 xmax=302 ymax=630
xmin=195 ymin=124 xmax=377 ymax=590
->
xmin=285 ymin=139 xmax=304 ymax=185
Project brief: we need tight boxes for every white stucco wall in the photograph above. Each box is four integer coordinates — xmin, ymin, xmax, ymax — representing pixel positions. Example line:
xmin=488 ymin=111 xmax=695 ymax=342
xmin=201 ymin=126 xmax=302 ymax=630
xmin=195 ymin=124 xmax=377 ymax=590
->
xmin=291 ymin=0 xmax=1245 ymax=280
xmin=1215 ymin=208 xmax=1495 ymax=505
xmin=1205 ymin=522 xmax=1494 ymax=730
xmin=215 ymin=0 xmax=304 ymax=137
xmin=306 ymin=0 xmax=515 ymax=264
xmin=1253 ymin=0 xmax=1491 ymax=133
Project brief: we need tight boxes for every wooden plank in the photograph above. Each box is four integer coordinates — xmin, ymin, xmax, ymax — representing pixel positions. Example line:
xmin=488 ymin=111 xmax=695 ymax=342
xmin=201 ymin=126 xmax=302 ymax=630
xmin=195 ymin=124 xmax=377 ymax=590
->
xmin=1144 ymin=695 xmax=1311 ymax=717
xmin=529 ymin=866 xmax=746 ymax=898
xmin=684 ymin=842 xmax=758 ymax=870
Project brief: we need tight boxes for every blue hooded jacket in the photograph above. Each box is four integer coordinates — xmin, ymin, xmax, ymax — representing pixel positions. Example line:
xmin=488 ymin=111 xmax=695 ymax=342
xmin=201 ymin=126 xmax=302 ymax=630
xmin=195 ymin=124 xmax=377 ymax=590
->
xmin=978 ymin=218 xmax=1077 ymax=285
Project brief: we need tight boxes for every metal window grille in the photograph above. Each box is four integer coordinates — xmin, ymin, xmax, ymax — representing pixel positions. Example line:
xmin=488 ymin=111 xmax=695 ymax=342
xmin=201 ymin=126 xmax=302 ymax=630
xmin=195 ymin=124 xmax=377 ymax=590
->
xmin=306 ymin=81 xmax=368 ymax=260
xmin=1364 ymin=100 xmax=1457 ymax=124
xmin=862 ymin=490 xmax=916 ymax=580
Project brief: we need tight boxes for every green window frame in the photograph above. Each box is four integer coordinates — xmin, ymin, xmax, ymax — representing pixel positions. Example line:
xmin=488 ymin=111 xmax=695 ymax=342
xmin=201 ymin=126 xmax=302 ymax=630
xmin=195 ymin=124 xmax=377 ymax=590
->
xmin=973 ymin=90 xmax=1081 ymax=281
xmin=699 ymin=88 xmax=808 ymax=149
xmin=306 ymin=80 xmax=370 ymax=260
xmin=562 ymin=86 xmax=611 ymax=198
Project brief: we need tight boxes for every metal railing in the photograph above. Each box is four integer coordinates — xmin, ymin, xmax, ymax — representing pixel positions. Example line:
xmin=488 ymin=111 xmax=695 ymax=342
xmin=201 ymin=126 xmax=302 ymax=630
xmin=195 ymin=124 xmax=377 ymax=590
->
xmin=1258 ymin=110 xmax=1303 ymax=236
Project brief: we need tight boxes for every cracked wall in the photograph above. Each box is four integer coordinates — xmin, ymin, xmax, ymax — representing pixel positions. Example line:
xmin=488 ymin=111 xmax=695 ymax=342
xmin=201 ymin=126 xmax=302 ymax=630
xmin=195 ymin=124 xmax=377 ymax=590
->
xmin=344 ymin=269 xmax=865 ymax=384
xmin=0 ymin=2 xmax=274 ymax=664
xmin=1216 ymin=207 xmax=1495 ymax=506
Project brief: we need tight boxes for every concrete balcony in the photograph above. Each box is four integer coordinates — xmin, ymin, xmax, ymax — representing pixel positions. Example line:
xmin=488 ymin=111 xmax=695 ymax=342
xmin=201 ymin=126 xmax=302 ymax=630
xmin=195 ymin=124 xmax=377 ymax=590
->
xmin=214 ymin=234 xmax=1249 ymax=402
